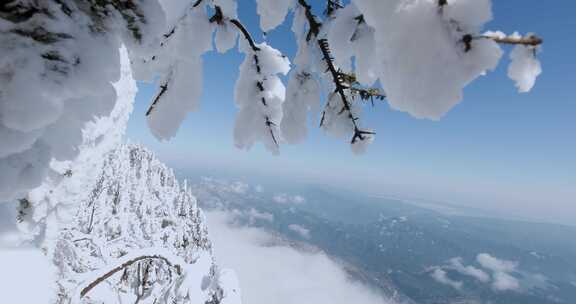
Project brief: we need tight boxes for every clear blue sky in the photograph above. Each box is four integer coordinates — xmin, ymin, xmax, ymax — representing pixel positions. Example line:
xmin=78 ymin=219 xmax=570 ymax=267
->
xmin=127 ymin=1 xmax=576 ymax=225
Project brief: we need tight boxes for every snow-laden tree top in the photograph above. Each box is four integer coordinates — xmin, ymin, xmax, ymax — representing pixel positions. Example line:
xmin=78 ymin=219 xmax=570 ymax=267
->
xmin=49 ymin=144 xmax=238 ymax=304
xmin=0 ymin=0 xmax=542 ymax=201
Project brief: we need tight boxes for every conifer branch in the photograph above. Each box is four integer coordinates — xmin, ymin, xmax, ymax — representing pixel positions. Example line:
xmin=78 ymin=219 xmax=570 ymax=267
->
xmin=325 ymin=0 xmax=343 ymax=17
xmin=297 ymin=0 xmax=375 ymax=144
xmin=145 ymin=81 xmax=168 ymax=117
xmin=346 ymin=86 xmax=386 ymax=105
xmin=297 ymin=0 xmax=322 ymax=41
xmin=316 ymin=38 xmax=358 ymax=128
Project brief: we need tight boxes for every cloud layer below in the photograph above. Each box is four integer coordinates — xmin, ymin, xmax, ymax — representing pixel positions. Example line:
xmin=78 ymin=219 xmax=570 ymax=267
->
xmin=206 ymin=211 xmax=393 ymax=304
xmin=430 ymin=253 xmax=548 ymax=293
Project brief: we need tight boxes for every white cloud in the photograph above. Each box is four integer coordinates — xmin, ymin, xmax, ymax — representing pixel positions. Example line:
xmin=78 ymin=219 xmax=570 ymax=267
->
xmin=477 ymin=253 xmax=517 ymax=273
xmin=431 ymin=254 xmax=540 ymax=293
xmin=230 ymin=181 xmax=250 ymax=194
xmin=476 ymin=253 xmax=521 ymax=292
xmin=521 ymin=273 xmax=550 ymax=290
xmin=272 ymin=193 xmax=306 ymax=205
xmin=272 ymin=193 xmax=289 ymax=204
xmin=492 ymin=271 xmax=520 ymax=292
xmin=430 ymin=268 xmax=462 ymax=290
xmin=206 ymin=211 xmax=394 ymax=304
xmin=247 ymin=208 xmax=274 ymax=223
xmin=288 ymin=224 xmax=310 ymax=239
xmin=448 ymin=257 xmax=490 ymax=283
xmin=292 ymin=195 xmax=306 ymax=204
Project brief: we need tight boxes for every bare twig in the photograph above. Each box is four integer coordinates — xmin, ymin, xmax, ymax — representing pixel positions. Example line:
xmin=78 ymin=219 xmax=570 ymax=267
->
xmin=437 ymin=2 xmax=542 ymax=52
xmin=484 ymin=34 xmax=543 ymax=46
xmin=80 ymin=255 xmax=181 ymax=298
xmin=438 ymin=1 xmax=543 ymax=49
xmin=87 ymin=202 xmax=96 ymax=233
xmin=461 ymin=33 xmax=543 ymax=53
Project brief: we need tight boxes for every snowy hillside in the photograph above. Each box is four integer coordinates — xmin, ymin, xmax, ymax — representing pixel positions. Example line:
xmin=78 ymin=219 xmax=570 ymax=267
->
xmin=49 ymin=144 xmax=240 ymax=304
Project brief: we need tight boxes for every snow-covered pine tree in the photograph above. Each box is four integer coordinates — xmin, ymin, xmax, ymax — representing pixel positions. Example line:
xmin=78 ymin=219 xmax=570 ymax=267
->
xmin=51 ymin=143 xmax=240 ymax=304
xmin=0 ymin=0 xmax=543 ymax=201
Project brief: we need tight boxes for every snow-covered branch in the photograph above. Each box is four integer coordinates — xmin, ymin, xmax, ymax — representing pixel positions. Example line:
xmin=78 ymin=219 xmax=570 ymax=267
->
xmin=0 ymin=0 xmax=545 ymax=202
xmin=296 ymin=0 xmax=376 ymax=151
xmin=80 ymin=254 xmax=182 ymax=298
xmin=216 ymin=7 xmax=283 ymax=150
xmin=317 ymin=38 xmax=374 ymax=145
xmin=205 ymin=5 xmax=290 ymax=153
xmin=145 ymin=82 xmax=169 ymax=117
xmin=0 ymin=2 xmax=549 ymax=302
xmin=325 ymin=0 xmax=344 ymax=17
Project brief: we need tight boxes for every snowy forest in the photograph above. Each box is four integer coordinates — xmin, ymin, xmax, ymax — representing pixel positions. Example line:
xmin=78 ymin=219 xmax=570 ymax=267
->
xmin=0 ymin=0 xmax=544 ymax=303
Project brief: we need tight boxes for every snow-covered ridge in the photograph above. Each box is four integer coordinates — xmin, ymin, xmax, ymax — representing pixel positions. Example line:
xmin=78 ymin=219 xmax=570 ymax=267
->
xmin=49 ymin=144 xmax=240 ymax=304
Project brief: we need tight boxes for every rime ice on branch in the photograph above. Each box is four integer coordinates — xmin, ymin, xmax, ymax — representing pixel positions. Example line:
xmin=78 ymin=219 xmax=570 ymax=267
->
xmin=209 ymin=6 xmax=290 ymax=154
xmin=0 ymin=0 xmax=543 ymax=201
xmin=0 ymin=0 xmax=166 ymax=201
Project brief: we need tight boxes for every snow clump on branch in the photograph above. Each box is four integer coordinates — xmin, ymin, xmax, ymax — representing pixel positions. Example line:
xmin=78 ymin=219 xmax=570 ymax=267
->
xmin=0 ymin=0 xmax=543 ymax=201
